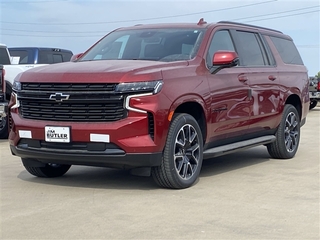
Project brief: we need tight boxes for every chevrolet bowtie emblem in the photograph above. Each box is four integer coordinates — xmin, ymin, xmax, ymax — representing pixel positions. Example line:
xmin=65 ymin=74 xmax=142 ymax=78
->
xmin=49 ymin=93 xmax=70 ymax=102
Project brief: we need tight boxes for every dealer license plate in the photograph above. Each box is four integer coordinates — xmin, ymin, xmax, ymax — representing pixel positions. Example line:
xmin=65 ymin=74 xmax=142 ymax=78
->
xmin=45 ymin=126 xmax=70 ymax=143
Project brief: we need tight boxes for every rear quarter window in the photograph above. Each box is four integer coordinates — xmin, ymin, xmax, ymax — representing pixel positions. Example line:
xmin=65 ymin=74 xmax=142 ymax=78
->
xmin=270 ymin=36 xmax=304 ymax=65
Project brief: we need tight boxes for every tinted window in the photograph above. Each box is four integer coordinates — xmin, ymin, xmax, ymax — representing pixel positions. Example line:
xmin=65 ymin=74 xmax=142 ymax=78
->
xmin=206 ymin=30 xmax=235 ymax=66
xmin=61 ymin=52 xmax=73 ymax=62
xmin=236 ymin=31 xmax=266 ymax=66
xmin=8 ymin=50 xmax=29 ymax=64
xmin=53 ymin=54 xmax=63 ymax=63
xmin=38 ymin=50 xmax=72 ymax=64
xmin=80 ymin=28 xmax=206 ymax=62
xmin=0 ymin=47 xmax=11 ymax=65
xmin=270 ymin=36 xmax=303 ymax=65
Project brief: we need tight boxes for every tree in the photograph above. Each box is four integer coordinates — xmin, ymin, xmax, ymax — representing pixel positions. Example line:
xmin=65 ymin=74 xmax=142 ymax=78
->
xmin=316 ymin=71 xmax=320 ymax=78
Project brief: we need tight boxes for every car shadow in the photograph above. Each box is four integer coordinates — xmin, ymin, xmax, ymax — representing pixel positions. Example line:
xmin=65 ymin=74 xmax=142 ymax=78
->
xmin=17 ymin=167 xmax=158 ymax=190
xmin=17 ymin=146 xmax=271 ymax=190
xmin=200 ymin=146 xmax=270 ymax=178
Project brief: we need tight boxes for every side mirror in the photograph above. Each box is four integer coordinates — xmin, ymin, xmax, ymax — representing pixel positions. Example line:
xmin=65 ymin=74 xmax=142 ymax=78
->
xmin=212 ymin=50 xmax=239 ymax=66
xmin=70 ymin=53 xmax=83 ymax=62
xmin=210 ymin=51 xmax=239 ymax=74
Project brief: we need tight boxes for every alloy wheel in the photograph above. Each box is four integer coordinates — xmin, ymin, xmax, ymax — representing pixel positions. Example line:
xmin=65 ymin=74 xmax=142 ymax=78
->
xmin=284 ymin=112 xmax=299 ymax=152
xmin=174 ymin=124 xmax=200 ymax=180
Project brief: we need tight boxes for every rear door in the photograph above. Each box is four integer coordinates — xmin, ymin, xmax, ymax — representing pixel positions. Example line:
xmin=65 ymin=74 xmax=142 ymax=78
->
xmin=231 ymin=30 xmax=280 ymax=133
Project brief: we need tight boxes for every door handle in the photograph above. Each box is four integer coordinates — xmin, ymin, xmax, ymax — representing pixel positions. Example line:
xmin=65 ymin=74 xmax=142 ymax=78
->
xmin=268 ymin=75 xmax=277 ymax=81
xmin=238 ymin=75 xmax=248 ymax=82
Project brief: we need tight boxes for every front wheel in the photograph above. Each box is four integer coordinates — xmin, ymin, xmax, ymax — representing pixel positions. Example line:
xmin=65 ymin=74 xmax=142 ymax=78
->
xmin=152 ymin=113 xmax=203 ymax=189
xmin=267 ymin=104 xmax=300 ymax=159
xmin=22 ymin=158 xmax=71 ymax=177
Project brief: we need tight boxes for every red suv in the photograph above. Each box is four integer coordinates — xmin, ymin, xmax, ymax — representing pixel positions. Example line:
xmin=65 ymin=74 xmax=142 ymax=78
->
xmin=8 ymin=20 xmax=309 ymax=189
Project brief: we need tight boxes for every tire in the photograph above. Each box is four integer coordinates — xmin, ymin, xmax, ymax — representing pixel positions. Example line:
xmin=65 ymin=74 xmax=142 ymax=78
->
xmin=151 ymin=113 xmax=203 ymax=189
xmin=309 ymin=100 xmax=318 ymax=110
xmin=267 ymin=104 xmax=300 ymax=159
xmin=22 ymin=159 xmax=71 ymax=178
xmin=0 ymin=116 xmax=8 ymax=139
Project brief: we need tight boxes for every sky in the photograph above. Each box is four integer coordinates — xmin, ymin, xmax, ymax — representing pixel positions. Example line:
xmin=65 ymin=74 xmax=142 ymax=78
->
xmin=0 ymin=0 xmax=319 ymax=75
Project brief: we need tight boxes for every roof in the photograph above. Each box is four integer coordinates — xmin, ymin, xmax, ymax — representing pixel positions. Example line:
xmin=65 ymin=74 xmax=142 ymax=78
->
xmin=8 ymin=47 xmax=73 ymax=53
xmin=116 ymin=19 xmax=284 ymax=35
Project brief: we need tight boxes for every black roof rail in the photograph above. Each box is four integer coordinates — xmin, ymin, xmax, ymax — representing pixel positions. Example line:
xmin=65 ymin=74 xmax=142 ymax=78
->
xmin=217 ymin=21 xmax=282 ymax=34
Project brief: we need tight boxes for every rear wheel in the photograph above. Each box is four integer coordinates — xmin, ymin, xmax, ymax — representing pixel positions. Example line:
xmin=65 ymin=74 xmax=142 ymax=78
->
xmin=267 ymin=104 xmax=300 ymax=159
xmin=152 ymin=113 xmax=203 ymax=189
xmin=22 ymin=158 xmax=71 ymax=177
xmin=309 ymin=100 xmax=318 ymax=110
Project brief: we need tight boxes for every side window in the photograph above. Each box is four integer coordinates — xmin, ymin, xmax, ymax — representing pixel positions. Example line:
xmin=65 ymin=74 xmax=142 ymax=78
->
xmin=52 ymin=54 xmax=63 ymax=63
xmin=206 ymin=30 xmax=235 ymax=66
xmin=62 ymin=52 xmax=73 ymax=62
xmin=270 ymin=36 xmax=304 ymax=65
xmin=235 ymin=31 xmax=267 ymax=66
xmin=38 ymin=51 xmax=53 ymax=64
xmin=39 ymin=50 xmax=73 ymax=63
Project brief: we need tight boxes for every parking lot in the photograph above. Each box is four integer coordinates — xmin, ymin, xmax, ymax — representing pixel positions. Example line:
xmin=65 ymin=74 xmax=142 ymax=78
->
xmin=0 ymin=107 xmax=319 ymax=239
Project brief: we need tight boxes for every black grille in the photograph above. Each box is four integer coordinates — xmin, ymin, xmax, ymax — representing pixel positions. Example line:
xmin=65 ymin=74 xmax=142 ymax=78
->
xmin=22 ymin=83 xmax=117 ymax=92
xmin=19 ymin=139 xmax=121 ymax=152
xmin=18 ymin=83 xmax=126 ymax=122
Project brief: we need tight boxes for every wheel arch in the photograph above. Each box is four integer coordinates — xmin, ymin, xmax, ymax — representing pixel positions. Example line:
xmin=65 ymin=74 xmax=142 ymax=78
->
xmin=285 ymin=94 xmax=302 ymax=120
xmin=169 ymin=96 xmax=208 ymax=144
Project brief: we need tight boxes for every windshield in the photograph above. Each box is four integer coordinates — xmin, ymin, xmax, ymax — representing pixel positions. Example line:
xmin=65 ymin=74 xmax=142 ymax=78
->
xmin=80 ymin=28 xmax=205 ymax=62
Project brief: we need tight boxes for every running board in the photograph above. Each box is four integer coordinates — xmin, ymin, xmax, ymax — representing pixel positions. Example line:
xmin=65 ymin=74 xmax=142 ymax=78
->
xmin=203 ymin=135 xmax=276 ymax=159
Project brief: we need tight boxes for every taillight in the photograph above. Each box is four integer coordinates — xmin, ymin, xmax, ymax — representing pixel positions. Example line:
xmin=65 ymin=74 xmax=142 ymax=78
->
xmin=317 ymin=81 xmax=320 ymax=91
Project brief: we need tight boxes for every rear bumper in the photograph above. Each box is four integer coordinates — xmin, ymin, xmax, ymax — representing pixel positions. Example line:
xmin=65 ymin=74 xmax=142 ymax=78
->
xmin=10 ymin=142 xmax=162 ymax=169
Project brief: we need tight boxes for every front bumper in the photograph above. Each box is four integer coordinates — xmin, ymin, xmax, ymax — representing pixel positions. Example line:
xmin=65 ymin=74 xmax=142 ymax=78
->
xmin=10 ymin=140 xmax=162 ymax=169
xmin=9 ymin=108 xmax=167 ymax=168
xmin=0 ymin=102 xmax=8 ymax=118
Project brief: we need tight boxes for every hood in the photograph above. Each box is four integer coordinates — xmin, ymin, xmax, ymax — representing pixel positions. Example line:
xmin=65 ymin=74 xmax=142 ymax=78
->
xmin=18 ymin=60 xmax=188 ymax=83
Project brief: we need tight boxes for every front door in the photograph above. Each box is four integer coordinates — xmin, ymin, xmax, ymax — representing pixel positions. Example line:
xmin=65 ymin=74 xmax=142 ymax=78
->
xmin=206 ymin=29 xmax=251 ymax=144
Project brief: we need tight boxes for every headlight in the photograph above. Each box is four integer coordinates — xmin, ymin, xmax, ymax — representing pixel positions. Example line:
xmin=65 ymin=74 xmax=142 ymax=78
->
xmin=115 ymin=80 xmax=163 ymax=94
xmin=12 ymin=81 xmax=21 ymax=91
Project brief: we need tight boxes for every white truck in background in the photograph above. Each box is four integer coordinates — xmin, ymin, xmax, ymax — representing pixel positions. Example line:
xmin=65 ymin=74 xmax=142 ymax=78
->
xmin=0 ymin=43 xmax=73 ymax=138
xmin=0 ymin=44 xmax=39 ymax=138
